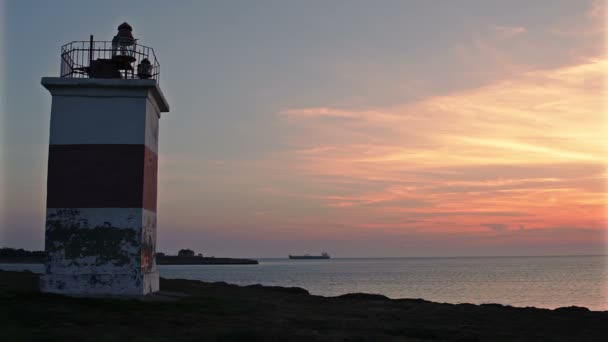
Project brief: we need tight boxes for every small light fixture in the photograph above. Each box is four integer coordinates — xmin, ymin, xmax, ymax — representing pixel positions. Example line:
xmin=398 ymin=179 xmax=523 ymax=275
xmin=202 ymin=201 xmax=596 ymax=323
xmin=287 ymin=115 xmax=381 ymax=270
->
xmin=112 ymin=22 xmax=137 ymax=70
xmin=137 ymin=58 xmax=152 ymax=79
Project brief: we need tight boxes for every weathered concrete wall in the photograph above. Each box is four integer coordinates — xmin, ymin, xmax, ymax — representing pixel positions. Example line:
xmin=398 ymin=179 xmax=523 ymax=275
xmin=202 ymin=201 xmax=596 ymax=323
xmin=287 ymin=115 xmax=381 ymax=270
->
xmin=41 ymin=78 xmax=168 ymax=296
xmin=41 ymin=208 xmax=159 ymax=295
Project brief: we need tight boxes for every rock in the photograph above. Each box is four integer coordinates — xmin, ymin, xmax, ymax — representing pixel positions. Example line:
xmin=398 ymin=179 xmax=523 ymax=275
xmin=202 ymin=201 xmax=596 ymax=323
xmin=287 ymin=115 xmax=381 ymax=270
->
xmin=337 ymin=293 xmax=390 ymax=301
xmin=245 ymin=284 xmax=309 ymax=295
xmin=554 ymin=306 xmax=591 ymax=313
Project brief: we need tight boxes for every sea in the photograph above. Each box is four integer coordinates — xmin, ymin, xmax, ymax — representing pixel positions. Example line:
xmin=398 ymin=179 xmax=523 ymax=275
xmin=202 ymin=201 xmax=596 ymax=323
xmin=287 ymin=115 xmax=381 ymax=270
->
xmin=2 ymin=255 xmax=606 ymax=311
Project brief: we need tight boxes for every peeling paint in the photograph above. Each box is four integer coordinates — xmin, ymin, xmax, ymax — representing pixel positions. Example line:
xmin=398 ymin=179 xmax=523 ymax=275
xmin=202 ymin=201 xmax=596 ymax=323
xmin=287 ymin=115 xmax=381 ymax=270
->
xmin=46 ymin=212 xmax=138 ymax=267
xmin=42 ymin=208 xmax=159 ymax=296
xmin=141 ymin=211 xmax=157 ymax=273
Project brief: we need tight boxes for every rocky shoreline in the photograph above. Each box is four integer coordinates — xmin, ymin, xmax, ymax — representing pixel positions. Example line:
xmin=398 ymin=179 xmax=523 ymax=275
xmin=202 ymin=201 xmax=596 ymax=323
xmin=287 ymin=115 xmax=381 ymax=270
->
xmin=1 ymin=270 xmax=606 ymax=341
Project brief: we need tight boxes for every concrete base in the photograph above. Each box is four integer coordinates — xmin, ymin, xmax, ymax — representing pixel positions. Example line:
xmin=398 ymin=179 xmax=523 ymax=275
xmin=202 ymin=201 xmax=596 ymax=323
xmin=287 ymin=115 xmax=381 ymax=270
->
xmin=40 ymin=271 xmax=159 ymax=296
xmin=42 ymin=208 xmax=159 ymax=297
xmin=143 ymin=270 xmax=160 ymax=295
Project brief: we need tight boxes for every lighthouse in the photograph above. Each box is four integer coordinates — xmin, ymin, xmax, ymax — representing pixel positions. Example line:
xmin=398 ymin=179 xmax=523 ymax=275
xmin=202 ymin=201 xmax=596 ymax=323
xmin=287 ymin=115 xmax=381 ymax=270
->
xmin=40 ymin=23 xmax=169 ymax=296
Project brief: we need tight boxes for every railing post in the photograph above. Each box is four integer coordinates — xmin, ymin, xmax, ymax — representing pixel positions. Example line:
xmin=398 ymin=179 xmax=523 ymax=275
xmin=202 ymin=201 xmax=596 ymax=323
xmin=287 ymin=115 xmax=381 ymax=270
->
xmin=89 ymin=35 xmax=94 ymax=68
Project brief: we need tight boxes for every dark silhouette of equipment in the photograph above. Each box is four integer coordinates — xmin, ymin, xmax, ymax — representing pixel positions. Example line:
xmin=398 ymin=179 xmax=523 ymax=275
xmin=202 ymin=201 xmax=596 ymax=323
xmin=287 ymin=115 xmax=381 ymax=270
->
xmin=60 ymin=22 xmax=160 ymax=81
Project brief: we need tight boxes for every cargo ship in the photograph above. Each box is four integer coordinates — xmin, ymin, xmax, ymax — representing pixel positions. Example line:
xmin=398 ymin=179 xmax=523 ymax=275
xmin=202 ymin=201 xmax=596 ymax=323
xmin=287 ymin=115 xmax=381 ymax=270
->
xmin=288 ymin=252 xmax=330 ymax=260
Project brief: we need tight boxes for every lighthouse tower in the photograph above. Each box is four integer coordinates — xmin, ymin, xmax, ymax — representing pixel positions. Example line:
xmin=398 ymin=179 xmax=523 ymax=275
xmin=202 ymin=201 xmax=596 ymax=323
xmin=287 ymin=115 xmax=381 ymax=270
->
xmin=40 ymin=23 xmax=169 ymax=296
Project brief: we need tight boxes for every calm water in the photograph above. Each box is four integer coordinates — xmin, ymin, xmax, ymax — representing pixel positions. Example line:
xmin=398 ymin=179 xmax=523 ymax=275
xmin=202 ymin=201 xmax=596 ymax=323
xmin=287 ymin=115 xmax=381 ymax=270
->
xmin=3 ymin=255 xmax=606 ymax=311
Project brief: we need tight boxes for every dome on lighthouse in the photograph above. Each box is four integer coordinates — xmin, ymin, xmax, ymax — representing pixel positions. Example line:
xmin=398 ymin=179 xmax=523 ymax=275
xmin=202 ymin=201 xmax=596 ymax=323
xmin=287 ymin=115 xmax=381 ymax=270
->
xmin=118 ymin=22 xmax=133 ymax=31
xmin=116 ymin=22 xmax=134 ymax=40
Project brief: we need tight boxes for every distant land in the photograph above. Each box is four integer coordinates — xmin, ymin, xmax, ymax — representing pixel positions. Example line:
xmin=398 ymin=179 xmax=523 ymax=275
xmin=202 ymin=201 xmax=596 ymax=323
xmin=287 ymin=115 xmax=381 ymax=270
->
xmin=156 ymin=255 xmax=258 ymax=265
xmin=2 ymin=270 xmax=606 ymax=341
xmin=0 ymin=248 xmax=258 ymax=265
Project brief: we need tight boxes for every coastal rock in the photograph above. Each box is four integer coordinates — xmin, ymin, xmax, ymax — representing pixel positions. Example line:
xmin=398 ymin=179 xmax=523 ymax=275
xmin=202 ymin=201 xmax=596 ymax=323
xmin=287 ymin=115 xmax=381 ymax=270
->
xmin=245 ymin=283 xmax=310 ymax=295
xmin=2 ymin=270 xmax=607 ymax=342
xmin=554 ymin=306 xmax=591 ymax=313
xmin=337 ymin=292 xmax=390 ymax=301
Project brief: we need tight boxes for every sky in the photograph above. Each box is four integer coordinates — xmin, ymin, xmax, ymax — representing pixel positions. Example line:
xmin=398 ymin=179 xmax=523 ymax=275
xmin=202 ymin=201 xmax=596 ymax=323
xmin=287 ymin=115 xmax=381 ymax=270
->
xmin=0 ymin=0 xmax=606 ymax=257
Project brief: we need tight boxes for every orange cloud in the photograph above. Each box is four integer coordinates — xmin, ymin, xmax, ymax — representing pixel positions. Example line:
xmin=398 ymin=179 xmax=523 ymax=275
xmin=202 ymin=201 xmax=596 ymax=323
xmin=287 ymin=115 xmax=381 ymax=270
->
xmin=274 ymin=56 xmax=607 ymax=241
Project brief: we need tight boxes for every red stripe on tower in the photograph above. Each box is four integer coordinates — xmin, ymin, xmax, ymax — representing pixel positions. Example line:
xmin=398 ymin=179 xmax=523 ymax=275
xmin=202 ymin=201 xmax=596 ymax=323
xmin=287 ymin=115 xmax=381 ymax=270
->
xmin=47 ymin=145 xmax=158 ymax=211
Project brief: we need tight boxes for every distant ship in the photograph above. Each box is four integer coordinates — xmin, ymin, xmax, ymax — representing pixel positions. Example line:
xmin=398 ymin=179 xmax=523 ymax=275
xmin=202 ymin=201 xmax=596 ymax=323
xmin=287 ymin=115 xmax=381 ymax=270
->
xmin=289 ymin=252 xmax=330 ymax=260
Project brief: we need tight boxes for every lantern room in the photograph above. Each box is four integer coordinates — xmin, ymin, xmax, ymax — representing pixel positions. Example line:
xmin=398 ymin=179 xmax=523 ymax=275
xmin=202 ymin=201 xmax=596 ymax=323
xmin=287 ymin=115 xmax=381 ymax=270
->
xmin=60 ymin=22 xmax=160 ymax=81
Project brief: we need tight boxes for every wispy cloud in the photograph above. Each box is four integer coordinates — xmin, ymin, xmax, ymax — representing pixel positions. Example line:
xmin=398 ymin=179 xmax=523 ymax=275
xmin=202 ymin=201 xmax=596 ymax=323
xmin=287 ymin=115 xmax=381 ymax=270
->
xmin=548 ymin=0 xmax=605 ymax=39
xmin=482 ymin=223 xmax=508 ymax=232
xmin=492 ymin=26 xmax=526 ymax=40
xmin=272 ymin=55 xmax=606 ymax=239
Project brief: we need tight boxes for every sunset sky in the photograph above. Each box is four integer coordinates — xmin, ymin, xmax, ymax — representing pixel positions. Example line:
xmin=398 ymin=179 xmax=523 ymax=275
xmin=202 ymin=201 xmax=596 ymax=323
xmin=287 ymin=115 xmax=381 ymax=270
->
xmin=0 ymin=0 xmax=606 ymax=257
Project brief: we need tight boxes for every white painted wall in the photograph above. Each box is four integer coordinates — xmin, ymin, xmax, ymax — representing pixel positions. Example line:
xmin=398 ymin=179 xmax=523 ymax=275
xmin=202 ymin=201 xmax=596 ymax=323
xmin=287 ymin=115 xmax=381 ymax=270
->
xmin=49 ymin=96 xmax=147 ymax=145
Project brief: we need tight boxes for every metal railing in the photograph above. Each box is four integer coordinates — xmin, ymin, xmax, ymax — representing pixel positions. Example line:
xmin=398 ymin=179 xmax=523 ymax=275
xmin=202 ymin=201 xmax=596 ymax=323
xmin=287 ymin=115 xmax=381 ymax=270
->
xmin=60 ymin=39 xmax=160 ymax=83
